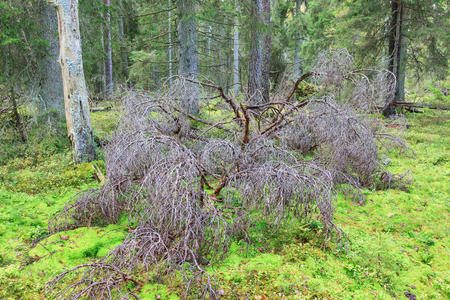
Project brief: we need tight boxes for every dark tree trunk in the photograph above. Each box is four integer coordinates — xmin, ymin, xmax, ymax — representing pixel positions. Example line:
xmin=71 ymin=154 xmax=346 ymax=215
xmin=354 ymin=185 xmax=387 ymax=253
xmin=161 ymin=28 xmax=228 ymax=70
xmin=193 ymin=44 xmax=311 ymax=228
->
xmin=168 ymin=0 xmax=173 ymax=86
xmin=248 ymin=0 xmax=264 ymax=104
xmin=39 ymin=0 xmax=64 ymax=117
xmin=177 ymin=0 xmax=199 ymax=114
xmin=233 ymin=0 xmax=240 ymax=95
xmin=293 ymin=0 xmax=304 ymax=76
xmin=384 ymin=1 xmax=407 ymax=117
xmin=395 ymin=5 xmax=408 ymax=105
xmin=387 ymin=0 xmax=398 ymax=75
xmin=248 ymin=0 xmax=271 ymax=104
xmin=118 ymin=0 xmax=129 ymax=81
xmin=10 ymin=88 xmax=26 ymax=143
xmin=261 ymin=0 xmax=271 ymax=103
xmin=104 ymin=0 xmax=113 ymax=98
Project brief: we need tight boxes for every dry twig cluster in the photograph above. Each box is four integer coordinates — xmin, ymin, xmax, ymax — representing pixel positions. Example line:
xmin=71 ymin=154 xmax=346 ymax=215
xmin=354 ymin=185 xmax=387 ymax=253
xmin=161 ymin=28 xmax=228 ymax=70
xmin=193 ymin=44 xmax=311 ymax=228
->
xmin=46 ymin=50 xmax=409 ymax=299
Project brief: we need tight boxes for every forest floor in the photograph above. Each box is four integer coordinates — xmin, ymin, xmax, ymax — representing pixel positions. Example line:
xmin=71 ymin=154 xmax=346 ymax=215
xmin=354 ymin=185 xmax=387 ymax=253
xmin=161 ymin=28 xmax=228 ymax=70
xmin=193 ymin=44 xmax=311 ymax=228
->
xmin=0 ymin=108 xmax=448 ymax=299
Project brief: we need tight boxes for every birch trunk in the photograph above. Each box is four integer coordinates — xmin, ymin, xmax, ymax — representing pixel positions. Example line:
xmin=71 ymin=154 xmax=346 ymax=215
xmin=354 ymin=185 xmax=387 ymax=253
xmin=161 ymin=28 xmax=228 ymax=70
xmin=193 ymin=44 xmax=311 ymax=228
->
xmin=177 ymin=0 xmax=199 ymax=113
xmin=46 ymin=0 xmax=96 ymax=163
xmin=39 ymin=0 xmax=64 ymax=116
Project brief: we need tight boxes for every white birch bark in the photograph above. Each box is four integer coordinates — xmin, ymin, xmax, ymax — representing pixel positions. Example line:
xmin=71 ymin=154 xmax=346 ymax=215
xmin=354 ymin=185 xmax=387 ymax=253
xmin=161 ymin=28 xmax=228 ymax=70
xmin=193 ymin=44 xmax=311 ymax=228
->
xmin=46 ymin=0 xmax=96 ymax=163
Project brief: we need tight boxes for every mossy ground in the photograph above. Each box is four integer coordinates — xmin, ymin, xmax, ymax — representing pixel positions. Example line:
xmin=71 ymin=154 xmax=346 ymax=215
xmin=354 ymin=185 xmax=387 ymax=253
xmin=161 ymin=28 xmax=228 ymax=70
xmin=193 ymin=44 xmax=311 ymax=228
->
xmin=0 ymin=108 xmax=448 ymax=299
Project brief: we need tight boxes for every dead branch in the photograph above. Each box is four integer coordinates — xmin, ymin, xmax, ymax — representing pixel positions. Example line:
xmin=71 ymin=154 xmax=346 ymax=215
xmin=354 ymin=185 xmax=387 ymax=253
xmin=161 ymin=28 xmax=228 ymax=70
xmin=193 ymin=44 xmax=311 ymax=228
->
xmin=46 ymin=50 xmax=410 ymax=299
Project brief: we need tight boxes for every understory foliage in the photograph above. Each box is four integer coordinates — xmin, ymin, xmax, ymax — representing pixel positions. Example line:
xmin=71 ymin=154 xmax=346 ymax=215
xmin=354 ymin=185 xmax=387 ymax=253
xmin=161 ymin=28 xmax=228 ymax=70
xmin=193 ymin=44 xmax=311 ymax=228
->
xmin=46 ymin=50 xmax=409 ymax=298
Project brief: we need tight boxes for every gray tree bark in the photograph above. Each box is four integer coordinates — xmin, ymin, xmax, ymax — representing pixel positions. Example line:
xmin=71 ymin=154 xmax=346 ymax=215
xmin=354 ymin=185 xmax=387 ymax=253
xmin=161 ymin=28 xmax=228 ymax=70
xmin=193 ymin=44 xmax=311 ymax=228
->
xmin=395 ymin=6 xmax=408 ymax=104
xmin=261 ymin=0 xmax=271 ymax=103
xmin=39 ymin=0 xmax=64 ymax=116
xmin=248 ymin=0 xmax=263 ymax=104
xmin=118 ymin=0 xmax=129 ymax=81
xmin=104 ymin=0 xmax=113 ymax=98
xmin=168 ymin=0 xmax=173 ymax=87
xmin=177 ymin=0 xmax=199 ymax=113
xmin=46 ymin=0 xmax=96 ymax=163
xmin=248 ymin=0 xmax=271 ymax=104
xmin=233 ymin=0 xmax=240 ymax=95
xmin=293 ymin=0 xmax=302 ymax=77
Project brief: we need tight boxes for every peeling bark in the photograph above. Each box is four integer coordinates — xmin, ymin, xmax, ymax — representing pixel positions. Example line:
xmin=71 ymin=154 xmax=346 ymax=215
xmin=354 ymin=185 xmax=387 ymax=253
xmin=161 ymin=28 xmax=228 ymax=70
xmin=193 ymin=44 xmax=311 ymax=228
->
xmin=46 ymin=0 xmax=96 ymax=163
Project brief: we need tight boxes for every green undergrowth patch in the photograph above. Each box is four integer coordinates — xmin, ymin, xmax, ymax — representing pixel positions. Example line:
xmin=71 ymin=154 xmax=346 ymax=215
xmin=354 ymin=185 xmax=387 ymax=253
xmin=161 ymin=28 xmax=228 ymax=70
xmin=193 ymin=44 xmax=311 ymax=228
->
xmin=0 ymin=153 xmax=103 ymax=194
xmin=0 ymin=108 xmax=448 ymax=299
xmin=91 ymin=109 xmax=121 ymax=143
xmin=0 ymin=222 xmax=126 ymax=299
xmin=196 ymin=110 xmax=449 ymax=299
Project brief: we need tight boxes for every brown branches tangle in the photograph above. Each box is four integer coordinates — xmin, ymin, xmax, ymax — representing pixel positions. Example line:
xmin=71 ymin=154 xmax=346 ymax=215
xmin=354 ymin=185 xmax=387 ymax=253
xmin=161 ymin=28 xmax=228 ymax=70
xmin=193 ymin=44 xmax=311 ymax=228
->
xmin=45 ymin=50 xmax=409 ymax=299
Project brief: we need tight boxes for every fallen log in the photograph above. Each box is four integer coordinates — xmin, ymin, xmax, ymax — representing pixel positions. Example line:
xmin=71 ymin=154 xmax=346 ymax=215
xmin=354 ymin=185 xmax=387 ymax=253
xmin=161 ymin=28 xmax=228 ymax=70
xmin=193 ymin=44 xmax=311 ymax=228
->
xmin=392 ymin=102 xmax=449 ymax=110
xmin=90 ymin=106 xmax=120 ymax=112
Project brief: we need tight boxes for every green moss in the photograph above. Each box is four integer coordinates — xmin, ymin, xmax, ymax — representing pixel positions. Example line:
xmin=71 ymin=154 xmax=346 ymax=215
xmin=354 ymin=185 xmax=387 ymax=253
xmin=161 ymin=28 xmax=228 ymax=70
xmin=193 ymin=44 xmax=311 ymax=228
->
xmin=139 ymin=284 xmax=180 ymax=300
xmin=0 ymin=105 xmax=448 ymax=299
xmin=91 ymin=110 xmax=121 ymax=142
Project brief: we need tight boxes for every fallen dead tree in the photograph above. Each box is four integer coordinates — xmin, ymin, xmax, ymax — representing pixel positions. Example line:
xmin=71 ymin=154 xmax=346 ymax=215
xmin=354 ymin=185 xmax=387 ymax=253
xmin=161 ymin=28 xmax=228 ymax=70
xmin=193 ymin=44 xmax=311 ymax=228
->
xmin=45 ymin=50 xmax=410 ymax=299
xmin=90 ymin=106 xmax=121 ymax=112
xmin=392 ymin=102 xmax=450 ymax=111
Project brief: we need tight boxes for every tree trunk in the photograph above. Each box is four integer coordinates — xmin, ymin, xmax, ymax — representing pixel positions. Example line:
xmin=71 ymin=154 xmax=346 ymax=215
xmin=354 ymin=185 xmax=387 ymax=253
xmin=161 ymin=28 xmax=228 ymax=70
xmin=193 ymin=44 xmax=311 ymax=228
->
xmin=384 ymin=1 xmax=408 ymax=117
xmin=395 ymin=5 xmax=408 ymax=105
xmin=248 ymin=0 xmax=264 ymax=104
xmin=233 ymin=0 xmax=240 ymax=95
xmin=39 ymin=0 xmax=64 ymax=117
xmin=168 ymin=0 xmax=173 ymax=87
xmin=387 ymin=0 xmax=398 ymax=76
xmin=207 ymin=25 xmax=212 ymax=57
xmin=118 ymin=0 xmax=129 ymax=81
xmin=293 ymin=0 xmax=302 ymax=77
xmin=261 ymin=0 xmax=271 ymax=103
xmin=104 ymin=0 xmax=113 ymax=98
xmin=100 ymin=30 xmax=107 ymax=96
xmin=46 ymin=0 xmax=96 ymax=163
xmin=177 ymin=0 xmax=199 ymax=114
xmin=248 ymin=0 xmax=271 ymax=104
xmin=10 ymin=87 xmax=26 ymax=143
